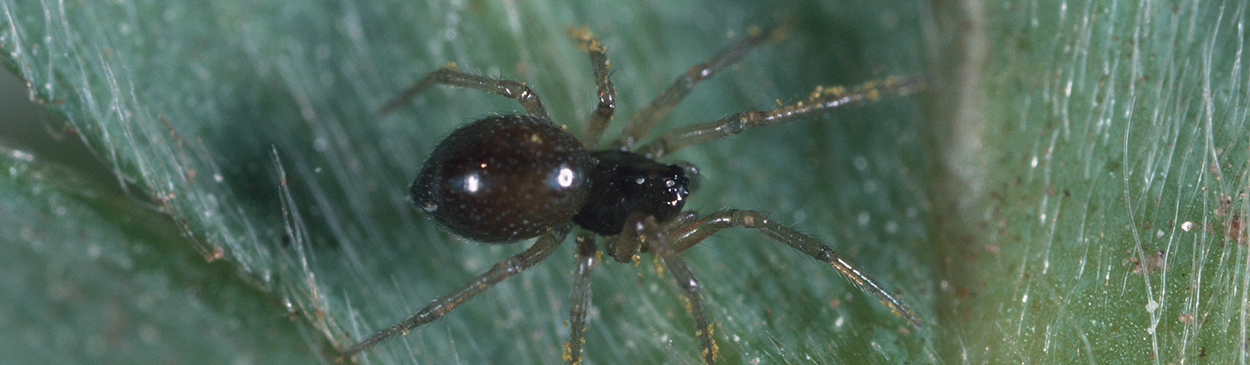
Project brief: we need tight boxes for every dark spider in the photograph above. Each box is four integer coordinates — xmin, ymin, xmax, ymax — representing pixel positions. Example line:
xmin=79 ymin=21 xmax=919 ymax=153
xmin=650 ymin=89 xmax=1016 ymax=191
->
xmin=339 ymin=24 xmax=923 ymax=364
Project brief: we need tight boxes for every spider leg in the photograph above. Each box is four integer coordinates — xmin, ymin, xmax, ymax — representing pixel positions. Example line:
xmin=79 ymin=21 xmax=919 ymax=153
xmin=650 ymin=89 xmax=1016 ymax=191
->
xmin=668 ymin=209 xmax=923 ymax=328
xmin=378 ymin=66 xmax=550 ymax=120
xmin=625 ymin=214 xmax=718 ymax=365
xmin=635 ymin=76 xmax=924 ymax=159
xmin=614 ymin=24 xmax=789 ymax=149
xmin=338 ymin=224 xmax=572 ymax=360
xmin=567 ymin=27 xmax=616 ymax=149
xmin=564 ymin=229 xmax=600 ymax=365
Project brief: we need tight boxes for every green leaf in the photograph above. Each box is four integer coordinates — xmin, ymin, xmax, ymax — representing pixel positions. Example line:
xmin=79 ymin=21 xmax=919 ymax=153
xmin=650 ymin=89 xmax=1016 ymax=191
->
xmin=3 ymin=0 xmax=1246 ymax=364
xmin=0 ymin=144 xmax=316 ymax=363
xmin=3 ymin=1 xmax=932 ymax=363
xmin=947 ymin=1 xmax=1250 ymax=363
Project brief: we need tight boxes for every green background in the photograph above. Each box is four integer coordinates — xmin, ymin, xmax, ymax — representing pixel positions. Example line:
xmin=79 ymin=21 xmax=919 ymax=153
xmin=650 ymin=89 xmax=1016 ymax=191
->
xmin=1 ymin=0 xmax=1246 ymax=364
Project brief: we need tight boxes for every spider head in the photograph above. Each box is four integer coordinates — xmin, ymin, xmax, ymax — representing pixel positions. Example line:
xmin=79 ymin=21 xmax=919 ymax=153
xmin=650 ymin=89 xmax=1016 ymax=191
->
xmin=572 ymin=150 xmax=691 ymax=236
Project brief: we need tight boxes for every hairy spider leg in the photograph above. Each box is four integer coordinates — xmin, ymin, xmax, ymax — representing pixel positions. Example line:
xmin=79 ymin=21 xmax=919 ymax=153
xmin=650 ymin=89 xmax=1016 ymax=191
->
xmin=614 ymin=23 xmax=790 ymax=150
xmin=636 ymin=76 xmax=925 ymax=159
xmin=667 ymin=209 xmax=923 ymax=328
xmin=378 ymin=67 xmax=550 ymax=120
xmin=567 ymin=27 xmax=617 ymax=149
xmin=563 ymin=230 xmax=600 ymax=365
xmin=339 ymin=224 xmax=573 ymax=360
xmin=626 ymin=214 xmax=719 ymax=365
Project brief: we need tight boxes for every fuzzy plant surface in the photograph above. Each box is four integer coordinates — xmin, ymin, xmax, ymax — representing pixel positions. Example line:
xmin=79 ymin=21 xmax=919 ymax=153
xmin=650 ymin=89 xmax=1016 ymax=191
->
xmin=0 ymin=0 xmax=1246 ymax=364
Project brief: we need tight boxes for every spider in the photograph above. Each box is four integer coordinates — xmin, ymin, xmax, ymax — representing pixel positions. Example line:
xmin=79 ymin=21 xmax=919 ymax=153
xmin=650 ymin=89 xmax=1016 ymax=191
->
xmin=339 ymin=24 xmax=923 ymax=364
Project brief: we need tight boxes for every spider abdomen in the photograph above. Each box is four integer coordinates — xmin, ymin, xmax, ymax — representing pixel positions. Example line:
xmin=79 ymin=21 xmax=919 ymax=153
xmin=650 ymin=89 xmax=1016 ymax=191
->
xmin=412 ymin=114 xmax=591 ymax=242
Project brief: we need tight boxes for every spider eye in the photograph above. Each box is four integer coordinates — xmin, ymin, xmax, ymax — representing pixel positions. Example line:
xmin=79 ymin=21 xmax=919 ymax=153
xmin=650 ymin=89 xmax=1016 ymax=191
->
xmin=411 ymin=115 xmax=591 ymax=242
xmin=673 ymin=161 xmax=700 ymax=192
